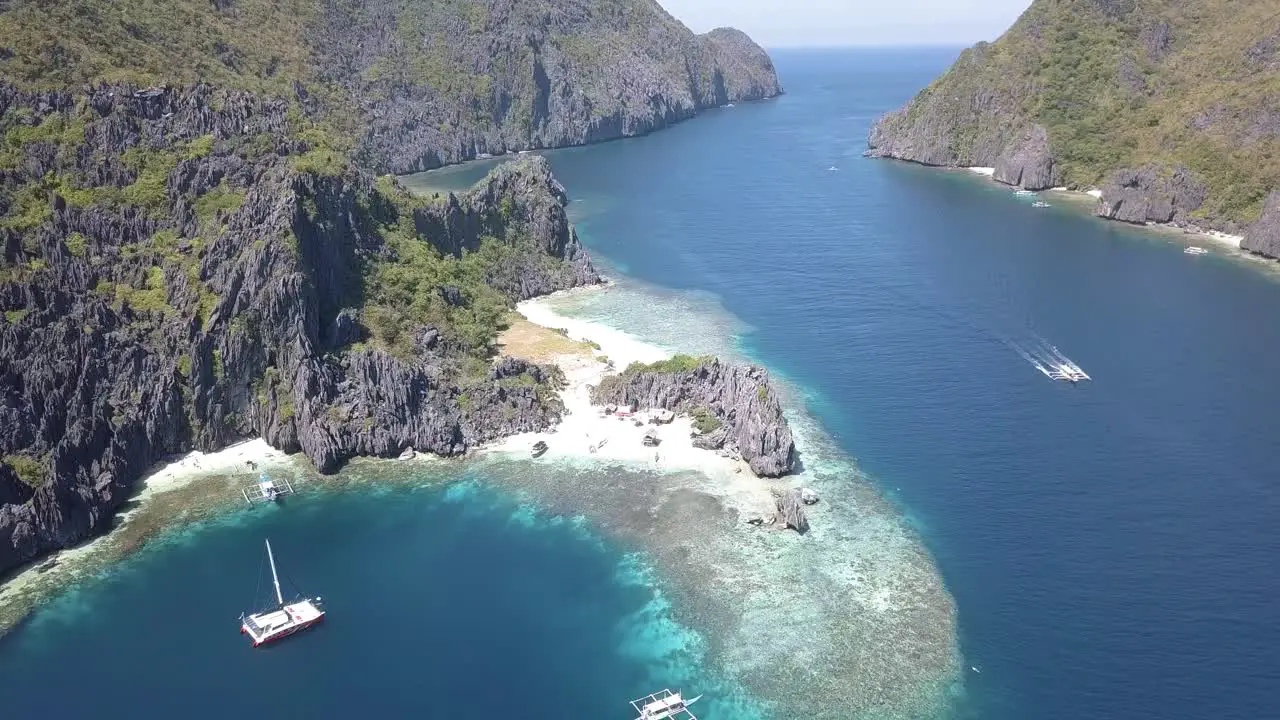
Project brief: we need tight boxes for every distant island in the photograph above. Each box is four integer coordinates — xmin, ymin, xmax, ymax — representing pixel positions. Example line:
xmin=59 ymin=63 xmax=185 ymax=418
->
xmin=0 ymin=0 xmax=781 ymax=576
xmin=866 ymin=0 xmax=1280 ymax=258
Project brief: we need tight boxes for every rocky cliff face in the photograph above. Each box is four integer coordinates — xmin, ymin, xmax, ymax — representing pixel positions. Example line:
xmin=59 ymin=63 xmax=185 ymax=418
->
xmin=0 ymin=0 xmax=780 ymax=576
xmin=0 ymin=81 xmax=600 ymax=575
xmin=333 ymin=4 xmax=783 ymax=173
xmin=1242 ymin=192 xmax=1280 ymax=258
xmin=866 ymin=0 xmax=1279 ymax=250
xmin=590 ymin=357 xmax=795 ymax=477
xmin=0 ymin=0 xmax=781 ymax=176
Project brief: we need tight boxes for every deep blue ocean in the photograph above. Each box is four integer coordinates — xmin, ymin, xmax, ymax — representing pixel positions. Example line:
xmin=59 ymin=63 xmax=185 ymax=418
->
xmin=3 ymin=48 xmax=1279 ymax=719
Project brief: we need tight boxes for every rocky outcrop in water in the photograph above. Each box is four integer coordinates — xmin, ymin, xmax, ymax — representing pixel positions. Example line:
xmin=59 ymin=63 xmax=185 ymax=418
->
xmin=773 ymin=488 xmax=809 ymax=534
xmin=590 ymin=357 xmax=795 ymax=477
xmin=865 ymin=0 xmax=1279 ymax=243
xmin=0 ymin=82 xmax=598 ymax=575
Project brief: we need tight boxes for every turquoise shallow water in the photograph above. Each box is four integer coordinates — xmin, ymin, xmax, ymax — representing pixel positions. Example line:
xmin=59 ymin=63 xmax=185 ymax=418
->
xmin=0 ymin=476 xmax=763 ymax=718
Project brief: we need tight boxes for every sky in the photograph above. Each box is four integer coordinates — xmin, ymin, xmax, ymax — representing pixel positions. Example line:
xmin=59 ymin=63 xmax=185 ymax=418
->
xmin=658 ymin=0 xmax=1032 ymax=48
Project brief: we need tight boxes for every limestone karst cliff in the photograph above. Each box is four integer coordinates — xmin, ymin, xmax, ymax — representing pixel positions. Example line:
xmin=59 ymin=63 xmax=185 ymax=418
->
xmin=0 ymin=0 xmax=782 ymax=574
xmin=591 ymin=355 xmax=796 ymax=477
xmin=866 ymin=0 xmax=1279 ymax=256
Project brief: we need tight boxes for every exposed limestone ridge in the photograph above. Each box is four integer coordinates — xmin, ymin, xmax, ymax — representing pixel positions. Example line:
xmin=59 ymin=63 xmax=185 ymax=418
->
xmin=590 ymin=356 xmax=796 ymax=477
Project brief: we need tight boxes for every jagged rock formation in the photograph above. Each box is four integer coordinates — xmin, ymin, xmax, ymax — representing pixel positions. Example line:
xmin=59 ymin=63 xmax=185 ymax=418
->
xmin=773 ymin=488 xmax=809 ymax=534
xmin=0 ymin=0 xmax=782 ymax=175
xmin=866 ymin=0 xmax=1279 ymax=249
xmin=590 ymin=357 xmax=795 ymax=477
xmin=1095 ymin=166 xmax=1208 ymax=225
xmin=993 ymin=125 xmax=1056 ymax=191
xmin=1242 ymin=192 xmax=1280 ymax=258
xmin=0 ymin=81 xmax=601 ymax=575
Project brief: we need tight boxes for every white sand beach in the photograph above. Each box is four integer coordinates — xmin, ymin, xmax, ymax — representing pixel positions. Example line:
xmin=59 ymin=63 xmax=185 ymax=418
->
xmin=127 ymin=439 xmax=292 ymax=509
xmin=968 ymin=166 xmax=995 ymax=177
xmin=0 ymin=439 xmax=294 ymax=611
xmin=490 ymin=291 xmax=777 ymax=515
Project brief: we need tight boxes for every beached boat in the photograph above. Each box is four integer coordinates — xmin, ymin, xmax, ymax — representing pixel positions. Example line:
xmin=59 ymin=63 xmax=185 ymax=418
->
xmin=240 ymin=539 xmax=325 ymax=647
xmin=631 ymin=689 xmax=702 ymax=720
xmin=1185 ymin=246 xmax=1209 ymax=255
xmin=531 ymin=440 xmax=549 ymax=458
xmin=240 ymin=471 xmax=295 ymax=506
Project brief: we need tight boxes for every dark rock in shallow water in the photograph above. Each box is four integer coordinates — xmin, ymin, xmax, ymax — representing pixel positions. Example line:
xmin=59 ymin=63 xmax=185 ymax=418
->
xmin=774 ymin=488 xmax=809 ymax=534
xmin=1242 ymin=191 xmax=1280 ymax=259
xmin=591 ymin=357 xmax=795 ymax=477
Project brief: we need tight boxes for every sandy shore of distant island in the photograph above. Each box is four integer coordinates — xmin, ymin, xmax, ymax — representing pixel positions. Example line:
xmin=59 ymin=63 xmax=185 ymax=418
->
xmin=965 ymin=166 xmax=1247 ymax=250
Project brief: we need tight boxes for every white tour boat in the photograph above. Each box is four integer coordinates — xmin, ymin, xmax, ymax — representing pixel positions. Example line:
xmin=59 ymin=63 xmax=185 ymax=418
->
xmin=1014 ymin=189 xmax=1037 ymax=196
xmin=240 ymin=539 xmax=325 ymax=647
xmin=240 ymin=471 xmax=295 ymax=506
xmin=1184 ymin=246 xmax=1208 ymax=255
xmin=630 ymin=689 xmax=702 ymax=720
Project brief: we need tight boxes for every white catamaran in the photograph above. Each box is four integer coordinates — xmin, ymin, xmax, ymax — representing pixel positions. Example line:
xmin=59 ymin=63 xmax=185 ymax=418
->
xmin=239 ymin=539 xmax=325 ymax=647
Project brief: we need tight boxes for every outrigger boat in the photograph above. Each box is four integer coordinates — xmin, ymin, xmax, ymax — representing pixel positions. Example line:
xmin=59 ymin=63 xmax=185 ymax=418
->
xmin=531 ymin=440 xmax=549 ymax=458
xmin=630 ymin=689 xmax=702 ymax=720
xmin=240 ymin=471 xmax=295 ymax=506
xmin=1045 ymin=362 xmax=1090 ymax=384
xmin=239 ymin=539 xmax=325 ymax=647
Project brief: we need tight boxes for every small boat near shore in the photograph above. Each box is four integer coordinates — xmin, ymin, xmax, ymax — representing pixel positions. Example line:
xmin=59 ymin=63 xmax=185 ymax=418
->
xmin=631 ymin=689 xmax=701 ymax=719
xmin=240 ymin=539 xmax=325 ymax=647
xmin=1014 ymin=189 xmax=1037 ymax=196
xmin=1032 ymin=201 xmax=1051 ymax=208
xmin=240 ymin=471 xmax=295 ymax=506
xmin=531 ymin=440 xmax=549 ymax=458
xmin=1185 ymin=246 xmax=1209 ymax=255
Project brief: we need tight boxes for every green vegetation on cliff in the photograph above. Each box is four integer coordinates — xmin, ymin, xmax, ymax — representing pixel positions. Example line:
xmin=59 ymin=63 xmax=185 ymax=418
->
xmin=622 ymin=354 xmax=714 ymax=375
xmin=871 ymin=0 xmax=1280 ymax=227
xmin=0 ymin=0 xmax=780 ymax=174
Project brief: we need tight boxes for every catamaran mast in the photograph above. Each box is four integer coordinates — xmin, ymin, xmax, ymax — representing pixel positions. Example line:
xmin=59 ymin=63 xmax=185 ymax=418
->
xmin=265 ymin=539 xmax=284 ymax=607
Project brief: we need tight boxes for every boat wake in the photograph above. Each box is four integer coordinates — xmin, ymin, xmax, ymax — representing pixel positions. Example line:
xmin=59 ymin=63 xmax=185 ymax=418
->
xmin=1002 ymin=335 xmax=1090 ymax=383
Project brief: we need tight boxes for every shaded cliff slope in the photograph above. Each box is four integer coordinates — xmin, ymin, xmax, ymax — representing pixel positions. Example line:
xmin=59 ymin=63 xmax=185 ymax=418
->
xmin=0 ymin=0 xmax=781 ymax=174
xmin=867 ymin=0 xmax=1280 ymax=254
xmin=591 ymin=355 xmax=795 ymax=477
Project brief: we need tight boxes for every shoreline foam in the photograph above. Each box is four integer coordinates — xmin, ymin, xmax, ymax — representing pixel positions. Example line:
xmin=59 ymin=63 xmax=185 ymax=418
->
xmin=0 ymin=439 xmax=297 ymax=629
xmin=963 ymin=167 xmax=1249 ymax=253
